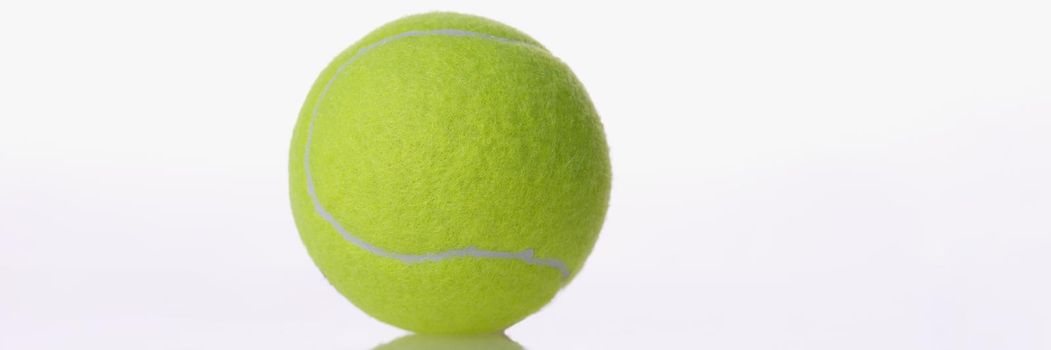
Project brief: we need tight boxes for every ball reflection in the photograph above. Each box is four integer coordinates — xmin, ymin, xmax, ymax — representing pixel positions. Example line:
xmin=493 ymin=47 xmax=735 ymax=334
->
xmin=373 ymin=333 xmax=525 ymax=350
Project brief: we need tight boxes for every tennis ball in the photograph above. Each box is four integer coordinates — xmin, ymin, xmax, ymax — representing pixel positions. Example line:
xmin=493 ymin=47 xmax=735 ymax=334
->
xmin=289 ymin=12 xmax=610 ymax=334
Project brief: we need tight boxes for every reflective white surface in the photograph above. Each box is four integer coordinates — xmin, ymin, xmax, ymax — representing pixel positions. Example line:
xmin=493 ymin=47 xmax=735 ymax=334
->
xmin=3 ymin=0 xmax=1051 ymax=349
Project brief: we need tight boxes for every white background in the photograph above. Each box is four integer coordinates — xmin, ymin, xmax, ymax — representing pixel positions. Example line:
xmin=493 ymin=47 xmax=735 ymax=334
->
xmin=2 ymin=1 xmax=1051 ymax=349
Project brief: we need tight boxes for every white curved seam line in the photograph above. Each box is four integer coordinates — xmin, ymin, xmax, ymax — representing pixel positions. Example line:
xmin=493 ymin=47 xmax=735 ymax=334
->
xmin=304 ymin=29 xmax=570 ymax=278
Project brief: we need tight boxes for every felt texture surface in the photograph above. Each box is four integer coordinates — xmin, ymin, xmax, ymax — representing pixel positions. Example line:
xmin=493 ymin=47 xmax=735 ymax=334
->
xmin=289 ymin=12 xmax=611 ymax=334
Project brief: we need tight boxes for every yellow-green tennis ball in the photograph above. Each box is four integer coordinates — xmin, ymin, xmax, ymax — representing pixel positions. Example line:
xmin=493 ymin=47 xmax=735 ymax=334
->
xmin=289 ymin=12 xmax=611 ymax=335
